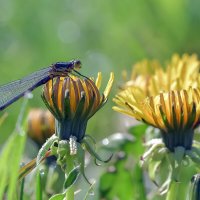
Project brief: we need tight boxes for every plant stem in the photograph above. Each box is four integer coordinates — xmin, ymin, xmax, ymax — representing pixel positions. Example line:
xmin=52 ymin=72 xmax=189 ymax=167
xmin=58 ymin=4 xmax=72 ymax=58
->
xmin=166 ymin=158 xmax=182 ymax=200
xmin=65 ymin=155 xmax=75 ymax=200
xmin=19 ymin=178 xmax=25 ymax=200
xmin=166 ymin=180 xmax=179 ymax=200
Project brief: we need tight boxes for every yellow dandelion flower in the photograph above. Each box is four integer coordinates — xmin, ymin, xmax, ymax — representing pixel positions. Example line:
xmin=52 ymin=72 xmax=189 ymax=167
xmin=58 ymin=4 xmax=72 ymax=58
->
xmin=42 ymin=73 xmax=114 ymax=141
xmin=114 ymin=87 xmax=200 ymax=151
xmin=122 ymin=54 xmax=200 ymax=97
xmin=27 ymin=109 xmax=55 ymax=145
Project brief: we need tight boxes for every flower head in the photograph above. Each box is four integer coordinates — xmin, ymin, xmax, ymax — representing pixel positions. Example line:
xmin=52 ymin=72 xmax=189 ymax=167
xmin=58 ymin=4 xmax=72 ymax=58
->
xmin=122 ymin=54 xmax=200 ymax=97
xmin=114 ymin=87 xmax=200 ymax=151
xmin=42 ymin=73 xmax=114 ymax=142
xmin=122 ymin=59 xmax=161 ymax=96
xmin=114 ymin=54 xmax=200 ymax=151
xmin=27 ymin=109 xmax=55 ymax=145
xmin=154 ymin=54 xmax=200 ymax=93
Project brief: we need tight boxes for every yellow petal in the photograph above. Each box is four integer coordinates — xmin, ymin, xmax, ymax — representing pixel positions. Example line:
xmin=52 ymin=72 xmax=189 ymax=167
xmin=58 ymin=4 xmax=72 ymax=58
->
xmin=95 ymin=72 xmax=102 ymax=89
xmin=103 ymin=72 xmax=114 ymax=98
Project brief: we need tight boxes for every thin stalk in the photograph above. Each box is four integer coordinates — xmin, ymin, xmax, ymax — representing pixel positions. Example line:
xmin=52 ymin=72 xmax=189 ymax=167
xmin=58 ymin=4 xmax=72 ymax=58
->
xmin=166 ymin=180 xmax=180 ymax=200
xmin=19 ymin=178 xmax=25 ymax=200
xmin=65 ymin=155 xmax=75 ymax=200
xmin=166 ymin=158 xmax=182 ymax=200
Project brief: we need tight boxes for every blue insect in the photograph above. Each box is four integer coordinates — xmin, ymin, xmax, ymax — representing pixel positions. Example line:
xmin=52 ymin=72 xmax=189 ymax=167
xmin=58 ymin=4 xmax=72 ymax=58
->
xmin=0 ymin=60 xmax=85 ymax=110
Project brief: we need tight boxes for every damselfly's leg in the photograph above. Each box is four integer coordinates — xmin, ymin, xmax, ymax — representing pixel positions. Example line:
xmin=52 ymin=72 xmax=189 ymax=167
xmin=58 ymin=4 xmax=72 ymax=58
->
xmin=73 ymin=69 xmax=90 ymax=80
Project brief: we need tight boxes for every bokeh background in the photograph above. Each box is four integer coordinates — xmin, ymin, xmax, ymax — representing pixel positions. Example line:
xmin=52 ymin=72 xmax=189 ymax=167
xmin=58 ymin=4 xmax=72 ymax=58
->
xmin=0 ymin=0 xmax=200 ymax=149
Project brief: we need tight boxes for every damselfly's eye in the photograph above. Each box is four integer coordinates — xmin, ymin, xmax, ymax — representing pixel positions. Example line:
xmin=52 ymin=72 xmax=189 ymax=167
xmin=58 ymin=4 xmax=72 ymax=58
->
xmin=74 ymin=60 xmax=81 ymax=69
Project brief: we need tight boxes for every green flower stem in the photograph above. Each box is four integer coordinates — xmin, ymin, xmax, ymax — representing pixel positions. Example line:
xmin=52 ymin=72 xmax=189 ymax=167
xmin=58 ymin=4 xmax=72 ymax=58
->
xmin=65 ymin=155 xmax=75 ymax=200
xmin=166 ymin=156 xmax=182 ymax=200
xmin=166 ymin=180 xmax=180 ymax=200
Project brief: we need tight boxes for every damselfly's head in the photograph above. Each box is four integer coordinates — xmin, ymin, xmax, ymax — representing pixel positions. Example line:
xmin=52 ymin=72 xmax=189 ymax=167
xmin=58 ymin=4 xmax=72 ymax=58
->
xmin=73 ymin=59 xmax=81 ymax=70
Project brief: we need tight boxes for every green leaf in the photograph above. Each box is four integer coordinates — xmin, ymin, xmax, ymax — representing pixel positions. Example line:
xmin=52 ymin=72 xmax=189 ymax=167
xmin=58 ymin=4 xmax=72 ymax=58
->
xmin=36 ymin=170 xmax=43 ymax=200
xmin=99 ymin=172 xmax=115 ymax=194
xmin=99 ymin=123 xmax=148 ymax=200
xmin=132 ymin=164 xmax=147 ymax=200
xmin=19 ymin=177 xmax=25 ymax=200
xmin=99 ymin=155 xmax=147 ymax=200
xmin=18 ymin=151 xmax=51 ymax=181
xmin=18 ymin=158 xmax=37 ymax=181
xmin=0 ymin=130 xmax=26 ymax=200
xmin=99 ymin=160 xmax=135 ymax=200
xmin=64 ymin=165 xmax=80 ymax=189
xmin=49 ymin=193 xmax=66 ymax=200
xmin=128 ymin=123 xmax=148 ymax=138
xmin=128 ymin=124 xmax=148 ymax=157
xmin=83 ymin=181 xmax=95 ymax=200
xmin=76 ymin=143 xmax=91 ymax=185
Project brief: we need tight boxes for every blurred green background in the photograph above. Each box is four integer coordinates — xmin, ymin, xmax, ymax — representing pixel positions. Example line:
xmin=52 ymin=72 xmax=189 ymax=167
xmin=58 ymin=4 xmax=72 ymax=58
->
xmin=0 ymin=0 xmax=200 ymax=143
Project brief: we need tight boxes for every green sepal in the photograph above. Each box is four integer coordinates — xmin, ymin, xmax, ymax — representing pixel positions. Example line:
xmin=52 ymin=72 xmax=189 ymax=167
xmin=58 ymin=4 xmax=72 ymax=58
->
xmin=148 ymin=147 xmax=168 ymax=183
xmin=82 ymin=139 xmax=112 ymax=163
xmin=159 ymin=175 xmax=172 ymax=195
xmin=36 ymin=134 xmax=58 ymax=165
xmin=174 ymin=146 xmax=185 ymax=164
xmin=148 ymin=160 xmax=162 ymax=185
xmin=57 ymin=140 xmax=69 ymax=167
xmin=76 ymin=143 xmax=91 ymax=185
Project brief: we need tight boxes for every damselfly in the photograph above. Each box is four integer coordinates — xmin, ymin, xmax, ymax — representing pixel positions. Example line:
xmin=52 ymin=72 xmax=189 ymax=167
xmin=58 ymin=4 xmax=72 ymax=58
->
xmin=0 ymin=60 xmax=86 ymax=110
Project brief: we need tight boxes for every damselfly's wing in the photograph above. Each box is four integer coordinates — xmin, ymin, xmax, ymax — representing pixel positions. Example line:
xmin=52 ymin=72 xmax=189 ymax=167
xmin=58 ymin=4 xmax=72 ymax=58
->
xmin=0 ymin=67 xmax=52 ymax=110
